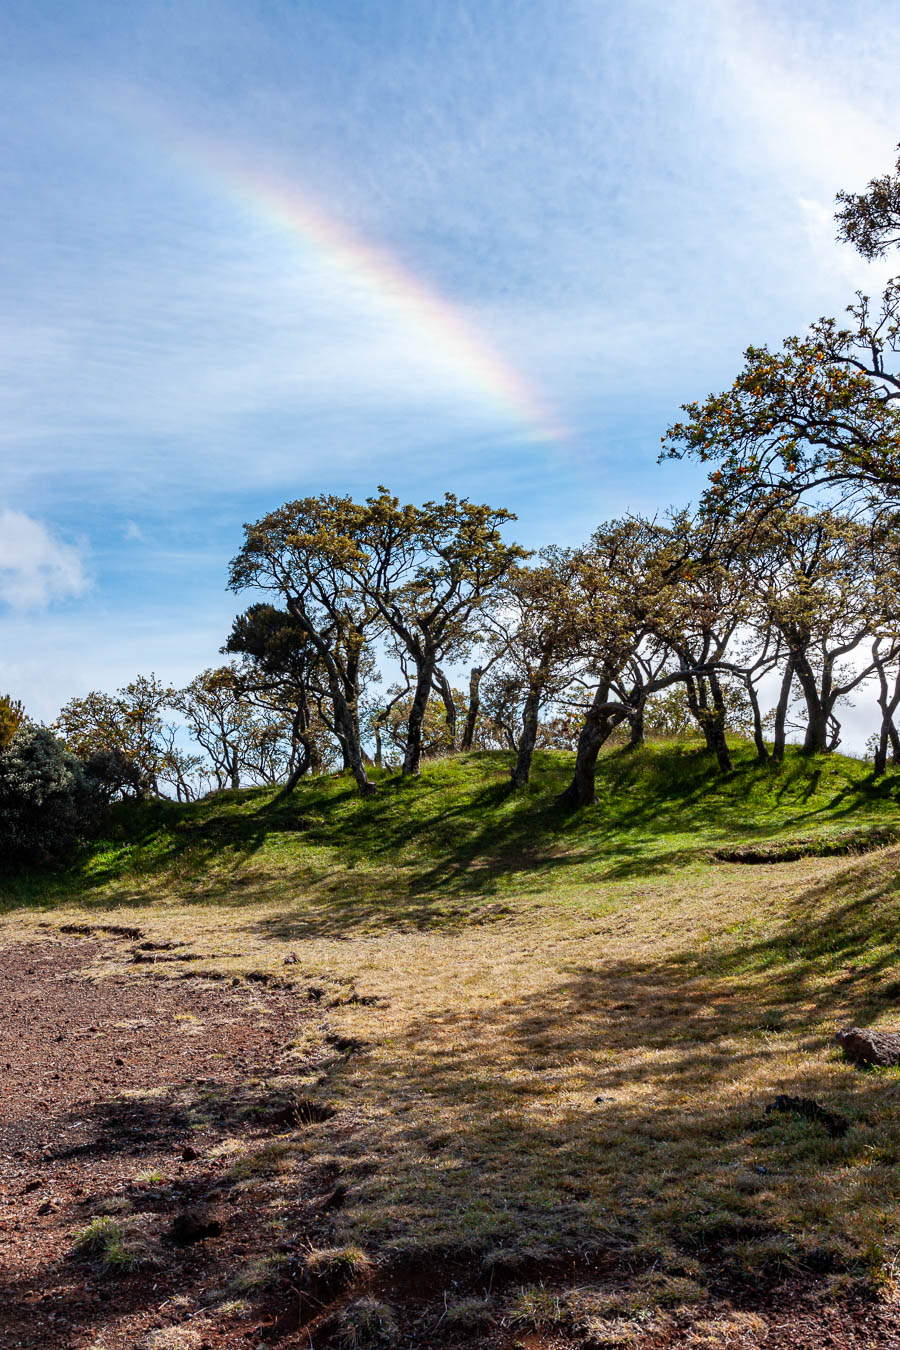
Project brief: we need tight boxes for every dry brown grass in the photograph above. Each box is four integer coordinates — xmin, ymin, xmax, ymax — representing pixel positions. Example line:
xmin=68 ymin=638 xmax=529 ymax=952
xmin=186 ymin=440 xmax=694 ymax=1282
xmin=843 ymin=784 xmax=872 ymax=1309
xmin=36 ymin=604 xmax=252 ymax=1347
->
xmin=5 ymin=747 xmax=900 ymax=1317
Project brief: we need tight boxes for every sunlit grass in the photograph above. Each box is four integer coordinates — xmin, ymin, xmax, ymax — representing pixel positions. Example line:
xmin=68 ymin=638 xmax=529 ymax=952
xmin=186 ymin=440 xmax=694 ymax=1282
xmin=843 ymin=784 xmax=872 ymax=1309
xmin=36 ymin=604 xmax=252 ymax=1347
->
xmin=5 ymin=740 xmax=900 ymax=1313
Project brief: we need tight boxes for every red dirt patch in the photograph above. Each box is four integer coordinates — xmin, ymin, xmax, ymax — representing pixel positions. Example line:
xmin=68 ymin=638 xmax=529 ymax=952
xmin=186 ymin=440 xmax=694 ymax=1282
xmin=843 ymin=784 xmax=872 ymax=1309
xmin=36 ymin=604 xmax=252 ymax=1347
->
xmin=0 ymin=936 xmax=336 ymax=1349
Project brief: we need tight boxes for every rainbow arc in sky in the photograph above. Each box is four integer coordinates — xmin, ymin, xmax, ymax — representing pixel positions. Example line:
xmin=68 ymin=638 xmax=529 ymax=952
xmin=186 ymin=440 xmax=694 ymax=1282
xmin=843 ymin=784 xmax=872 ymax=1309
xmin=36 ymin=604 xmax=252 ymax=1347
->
xmin=155 ymin=119 xmax=565 ymax=443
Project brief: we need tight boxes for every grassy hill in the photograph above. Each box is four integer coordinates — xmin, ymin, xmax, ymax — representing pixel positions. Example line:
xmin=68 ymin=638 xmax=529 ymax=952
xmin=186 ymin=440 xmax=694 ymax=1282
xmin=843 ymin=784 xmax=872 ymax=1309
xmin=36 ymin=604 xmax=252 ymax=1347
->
xmin=5 ymin=741 xmax=900 ymax=1342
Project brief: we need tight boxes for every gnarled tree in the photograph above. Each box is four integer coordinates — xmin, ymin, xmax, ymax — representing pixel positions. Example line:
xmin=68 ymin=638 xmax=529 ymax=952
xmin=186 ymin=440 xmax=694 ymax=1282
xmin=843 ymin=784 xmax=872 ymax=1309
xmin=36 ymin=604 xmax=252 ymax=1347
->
xmin=228 ymin=497 xmax=381 ymax=795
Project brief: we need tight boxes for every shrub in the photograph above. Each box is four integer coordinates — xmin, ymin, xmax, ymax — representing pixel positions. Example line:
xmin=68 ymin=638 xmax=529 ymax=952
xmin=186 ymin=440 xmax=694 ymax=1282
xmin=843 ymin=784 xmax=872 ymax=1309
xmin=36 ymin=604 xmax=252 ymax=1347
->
xmin=0 ymin=723 xmax=100 ymax=867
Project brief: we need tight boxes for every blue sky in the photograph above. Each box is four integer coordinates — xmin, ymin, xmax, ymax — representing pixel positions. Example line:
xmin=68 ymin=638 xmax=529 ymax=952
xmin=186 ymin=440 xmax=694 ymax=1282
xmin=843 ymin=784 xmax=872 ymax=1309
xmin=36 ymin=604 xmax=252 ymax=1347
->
xmin=1 ymin=0 xmax=898 ymax=740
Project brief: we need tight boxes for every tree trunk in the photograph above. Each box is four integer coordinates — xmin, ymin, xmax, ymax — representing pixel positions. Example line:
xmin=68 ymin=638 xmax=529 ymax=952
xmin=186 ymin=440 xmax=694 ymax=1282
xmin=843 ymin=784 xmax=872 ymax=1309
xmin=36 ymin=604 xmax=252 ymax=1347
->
xmin=791 ymin=649 xmax=828 ymax=754
xmin=511 ymin=685 xmax=542 ymax=788
xmin=339 ymin=700 xmax=376 ymax=793
xmin=871 ymin=643 xmax=900 ymax=777
xmin=403 ymin=656 xmax=436 ymax=776
xmin=772 ymin=655 xmax=794 ymax=764
xmin=433 ymin=668 xmax=457 ymax=750
xmin=684 ymin=674 xmax=731 ymax=770
xmin=460 ymin=665 xmax=483 ymax=751
xmin=684 ymin=675 xmax=714 ymax=753
xmin=558 ymin=681 xmax=626 ymax=807
xmin=279 ymin=743 xmax=313 ymax=797
xmin=745 ymin=676 xmax=769 ymax=763
xmin=889 ymin=722 xmax=900 ymax=764
xmin=875 ymin=724 xmax=889 ymax=777
xmin=284 ymin=599 xmax=374 ymax=795
xmin=627 ymin=703 xmax=645 ymax=750
xmin=706 ymin=673 xmax=732 ymax=773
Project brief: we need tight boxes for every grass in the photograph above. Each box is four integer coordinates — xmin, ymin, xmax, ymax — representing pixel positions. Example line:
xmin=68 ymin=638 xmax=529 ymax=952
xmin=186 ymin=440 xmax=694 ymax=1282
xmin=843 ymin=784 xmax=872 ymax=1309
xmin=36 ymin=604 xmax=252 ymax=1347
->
xmin=74 ymin=1215 xmax=158 ymax=1270
xmin=7 ymin=741 xmax=900 ymax=1317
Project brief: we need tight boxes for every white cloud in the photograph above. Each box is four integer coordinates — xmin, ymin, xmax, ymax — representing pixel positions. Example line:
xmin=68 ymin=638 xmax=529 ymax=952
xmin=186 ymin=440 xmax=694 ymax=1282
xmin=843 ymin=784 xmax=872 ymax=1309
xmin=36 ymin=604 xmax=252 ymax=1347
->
xmin=0 ymin=510 xmax=88 ymax=610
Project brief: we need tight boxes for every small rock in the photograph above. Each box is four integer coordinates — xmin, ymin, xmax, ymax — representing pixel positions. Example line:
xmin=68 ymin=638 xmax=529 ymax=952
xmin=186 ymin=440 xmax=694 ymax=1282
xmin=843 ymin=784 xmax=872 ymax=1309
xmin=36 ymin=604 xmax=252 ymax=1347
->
xmin=835 ymin=1026 xmax=900 ymax=1068
xmin=37 ymin=1201 xmax=54 ymax=1216
xmin=283 ymin=952 xmax=299 ymax=965
xmin=23 ymin=1180 xmax=41 ymax=1195
xmin=181 ymin=1145 xmax=199 ymax=1161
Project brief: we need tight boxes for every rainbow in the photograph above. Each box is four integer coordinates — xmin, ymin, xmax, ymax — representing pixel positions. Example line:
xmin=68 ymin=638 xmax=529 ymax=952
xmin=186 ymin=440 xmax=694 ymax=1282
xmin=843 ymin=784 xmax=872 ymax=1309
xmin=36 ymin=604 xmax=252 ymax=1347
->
xmin=149 ymin=117 xmax=565 ymax=443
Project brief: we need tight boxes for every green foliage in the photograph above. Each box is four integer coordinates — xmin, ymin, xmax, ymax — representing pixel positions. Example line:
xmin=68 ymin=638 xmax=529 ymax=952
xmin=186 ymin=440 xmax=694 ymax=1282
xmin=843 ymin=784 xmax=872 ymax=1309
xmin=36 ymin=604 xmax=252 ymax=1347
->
xmin=55 ymin=675 xmax=174 ymax=799
xmin=0 ymin=723 xmax=100 ymax=867
xmin=835 ymin=144 xmax=900 ymax=260
xmin=0 ymin=694 xmax=26 ymax=752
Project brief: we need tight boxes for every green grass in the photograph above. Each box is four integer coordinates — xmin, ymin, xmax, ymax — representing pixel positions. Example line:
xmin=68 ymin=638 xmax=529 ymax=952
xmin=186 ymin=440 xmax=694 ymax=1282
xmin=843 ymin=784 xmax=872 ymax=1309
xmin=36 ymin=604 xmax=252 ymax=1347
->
xmin=7 ymin=740 xmax=900 ymax=1327
xmin=3 ymin=741 xmax=899 ymax=920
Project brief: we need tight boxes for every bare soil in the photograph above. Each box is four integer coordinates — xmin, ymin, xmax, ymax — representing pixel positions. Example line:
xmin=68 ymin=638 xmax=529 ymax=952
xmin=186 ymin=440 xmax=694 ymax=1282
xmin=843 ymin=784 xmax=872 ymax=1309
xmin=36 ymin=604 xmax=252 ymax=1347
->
xmin=0 ymin=934 xmax=336 ymax=1349
xmin=1 ymin=934 xmax=899 ymax=1349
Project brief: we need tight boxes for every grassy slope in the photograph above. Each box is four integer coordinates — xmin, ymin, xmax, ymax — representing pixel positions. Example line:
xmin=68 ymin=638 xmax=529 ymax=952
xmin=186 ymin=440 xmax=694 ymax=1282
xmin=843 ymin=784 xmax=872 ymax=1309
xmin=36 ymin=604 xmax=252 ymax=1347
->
xmin=4 ymin=741 xmax=900 ymax=1324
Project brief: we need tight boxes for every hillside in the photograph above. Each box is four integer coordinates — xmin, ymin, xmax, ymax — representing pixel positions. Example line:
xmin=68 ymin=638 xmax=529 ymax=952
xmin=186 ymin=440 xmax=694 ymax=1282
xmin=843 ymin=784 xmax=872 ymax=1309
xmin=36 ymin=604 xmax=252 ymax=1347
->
xmin=3 ymin=743 xmax=900 ymax=1348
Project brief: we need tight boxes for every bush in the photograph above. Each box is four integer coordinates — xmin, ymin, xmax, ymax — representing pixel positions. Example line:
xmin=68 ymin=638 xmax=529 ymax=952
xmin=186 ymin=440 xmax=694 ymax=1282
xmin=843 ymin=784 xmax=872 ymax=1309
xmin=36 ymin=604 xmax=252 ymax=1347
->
xmin=82 ymin=746 xmax=151 ymax=802
xmin=0 ymin=723 xmax=101 ymax=867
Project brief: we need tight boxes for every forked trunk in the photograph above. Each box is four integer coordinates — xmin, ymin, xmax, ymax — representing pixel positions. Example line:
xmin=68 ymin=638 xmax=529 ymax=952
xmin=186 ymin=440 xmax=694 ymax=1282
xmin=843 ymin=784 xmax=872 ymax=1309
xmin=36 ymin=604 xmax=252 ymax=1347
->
xmin=558 ymin=681 xmax=626 ymax=807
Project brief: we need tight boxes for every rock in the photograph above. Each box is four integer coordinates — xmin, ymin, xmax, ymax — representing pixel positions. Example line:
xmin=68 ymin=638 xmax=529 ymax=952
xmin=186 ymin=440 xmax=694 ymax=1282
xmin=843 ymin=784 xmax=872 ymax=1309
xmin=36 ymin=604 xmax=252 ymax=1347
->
xmin=283 ymin=952 xmax=299 ymax=965
xmin=23 ymin=1180 xmax=41 ymax=1194
xmin=765 ymin=1094 xmax=848 ymax=1138
xmin=835 ymin=1026 xmax=900 ymax=1068
xmin=181 ymin=1145 xmax=199 ymax=1161
xmin=37 ymin=1201 xmax=54 ymax=1215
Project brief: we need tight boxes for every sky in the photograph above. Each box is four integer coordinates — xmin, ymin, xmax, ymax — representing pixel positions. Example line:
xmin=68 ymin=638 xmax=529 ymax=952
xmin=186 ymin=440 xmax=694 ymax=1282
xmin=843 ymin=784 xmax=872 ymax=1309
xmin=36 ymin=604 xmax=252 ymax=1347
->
xmin=1 ymin=0 xmax=898 ymax=748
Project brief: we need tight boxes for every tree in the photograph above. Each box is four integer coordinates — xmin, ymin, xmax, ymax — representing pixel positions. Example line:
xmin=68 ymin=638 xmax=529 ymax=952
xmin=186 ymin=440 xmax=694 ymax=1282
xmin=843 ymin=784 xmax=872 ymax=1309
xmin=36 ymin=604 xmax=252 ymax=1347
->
xmin=664 ymin=150 xmax=900 ymax=510
xmin=349 ymin=489 xmax=528 ymax=776
xmin=173 ymin=665 xmax=294 ymax=791
xmin=367 ymin=685 xmax=462 ymax=765
xmin=741 ymin=507 xmax=887 ymax=755
xmin=487 ymin=551 xmax=582 ymax=787
xmin=835 ymin=145 xmax=900 ymax=261
xmin=870 ymin=636 xmax=900 ymax=775
xmin=0 ymin=695 xmax=26 ymax=752
xmin=558 ymin=518 xmax=680 ymax=807
xmin=55 ymin=675 xmax=174 ymax=798
xmin=228 ymin=497 xmax=381 ymax=795
xmin=224 ymin=604 xmax=332 ymax=791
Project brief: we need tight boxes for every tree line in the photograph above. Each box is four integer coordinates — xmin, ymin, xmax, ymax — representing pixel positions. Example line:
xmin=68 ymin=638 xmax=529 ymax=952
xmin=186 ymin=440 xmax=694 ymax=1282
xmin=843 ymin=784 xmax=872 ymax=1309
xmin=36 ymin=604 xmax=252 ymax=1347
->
xmin=4 ymin=144 xmax=900 ymax=857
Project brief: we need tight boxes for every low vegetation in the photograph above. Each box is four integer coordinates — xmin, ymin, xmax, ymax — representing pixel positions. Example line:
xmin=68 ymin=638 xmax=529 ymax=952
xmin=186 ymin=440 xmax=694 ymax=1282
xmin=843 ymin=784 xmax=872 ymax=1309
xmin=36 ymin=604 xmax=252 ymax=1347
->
xmin=4 ymin=742 xmax=900 ymax=1343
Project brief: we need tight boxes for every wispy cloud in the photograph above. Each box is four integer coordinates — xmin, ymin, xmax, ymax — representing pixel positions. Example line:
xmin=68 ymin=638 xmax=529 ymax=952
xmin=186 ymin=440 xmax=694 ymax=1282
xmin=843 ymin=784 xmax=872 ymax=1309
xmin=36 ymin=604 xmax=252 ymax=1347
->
xmin=0 ymin=510 xmax=88 ymax=610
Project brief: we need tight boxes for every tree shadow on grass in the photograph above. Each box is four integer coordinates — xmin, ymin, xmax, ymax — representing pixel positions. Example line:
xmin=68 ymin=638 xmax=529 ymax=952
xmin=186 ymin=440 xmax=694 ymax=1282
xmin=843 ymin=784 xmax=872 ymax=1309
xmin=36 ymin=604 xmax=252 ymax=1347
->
xmin=325 ymin=868 xmax=900 ymax=1272
xmin=5 ymin=746 xmax=900 ymax=925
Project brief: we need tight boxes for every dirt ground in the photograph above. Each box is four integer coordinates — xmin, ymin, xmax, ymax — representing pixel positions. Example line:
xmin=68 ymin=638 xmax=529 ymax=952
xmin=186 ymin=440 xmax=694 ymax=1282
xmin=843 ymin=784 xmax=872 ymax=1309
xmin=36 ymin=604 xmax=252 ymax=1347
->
xmin=2 ymin=932 xmax=899 ymax=1350
xmin=0 ymin=932 xmax=340 ymax=1349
